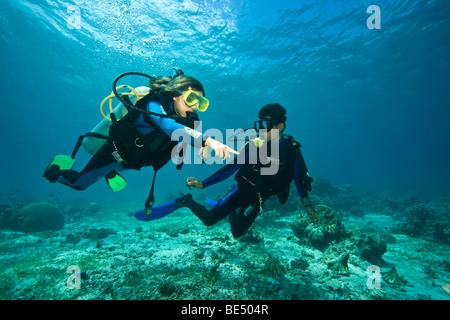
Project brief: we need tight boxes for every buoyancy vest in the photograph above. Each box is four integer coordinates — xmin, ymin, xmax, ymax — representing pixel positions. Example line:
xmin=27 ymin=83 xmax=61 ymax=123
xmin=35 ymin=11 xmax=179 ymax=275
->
xmin=235 ymin=135 xmax=313 ymax=202
xmin=108 ymin=90 xmax=199 ymax=171
xmin=108 ymin=92 xmax=171 ymax=170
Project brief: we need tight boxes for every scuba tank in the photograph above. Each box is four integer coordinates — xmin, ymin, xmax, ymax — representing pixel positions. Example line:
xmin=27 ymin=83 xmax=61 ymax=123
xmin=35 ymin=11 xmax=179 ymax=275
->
xmin=82 ymin=86 xmax=150 ymax=155
xmin=81 ymin=67 xmax=184 ymax=155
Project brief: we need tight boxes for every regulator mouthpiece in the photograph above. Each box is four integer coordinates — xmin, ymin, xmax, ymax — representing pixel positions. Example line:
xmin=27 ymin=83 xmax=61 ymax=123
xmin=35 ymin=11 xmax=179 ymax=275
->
xmin=253 ymin=137 xmax=264 ymax=148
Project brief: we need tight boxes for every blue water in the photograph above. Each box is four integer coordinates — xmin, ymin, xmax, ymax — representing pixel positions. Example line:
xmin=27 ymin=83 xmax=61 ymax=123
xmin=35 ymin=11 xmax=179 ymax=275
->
xmin=1 ymin=0 xmax=449 ymax=204
xmin=1 ymin=0 xmax=450 ymax=303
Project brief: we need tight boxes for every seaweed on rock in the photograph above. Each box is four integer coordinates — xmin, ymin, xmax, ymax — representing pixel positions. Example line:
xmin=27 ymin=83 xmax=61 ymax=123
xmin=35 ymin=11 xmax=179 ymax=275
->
xmin=382 ymin=267 xmax=408 ymax=288
xmin=262 ymin=254 xmax=286 ymax=279
xmin=327 ymin=253 xmax=350 ymax=275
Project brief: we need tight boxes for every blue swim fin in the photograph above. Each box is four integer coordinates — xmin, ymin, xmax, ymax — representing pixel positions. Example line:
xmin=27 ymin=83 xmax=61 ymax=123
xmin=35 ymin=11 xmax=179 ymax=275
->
xmin=135 ymin=199 xmax=178 ymax=221
xmin=206 ymin=198 xmax=220 ymax=206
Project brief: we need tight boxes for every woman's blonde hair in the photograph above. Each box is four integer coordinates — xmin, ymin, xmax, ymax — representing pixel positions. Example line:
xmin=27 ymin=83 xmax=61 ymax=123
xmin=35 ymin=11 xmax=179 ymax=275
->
xmin=149 ymin=75 xmax=206 ymax=99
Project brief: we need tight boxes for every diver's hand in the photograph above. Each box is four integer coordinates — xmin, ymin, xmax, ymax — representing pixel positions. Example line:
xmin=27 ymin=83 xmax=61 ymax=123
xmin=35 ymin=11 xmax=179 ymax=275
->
xmin=204 ymin=137 xmax=239 ymax=161
xmin=305 ymin=206 xmax=321 ymax=225
xmin=198 ymin=146 xmax=209 ymax=162
xmin=186 ymin=177 xmax=203 ymax=190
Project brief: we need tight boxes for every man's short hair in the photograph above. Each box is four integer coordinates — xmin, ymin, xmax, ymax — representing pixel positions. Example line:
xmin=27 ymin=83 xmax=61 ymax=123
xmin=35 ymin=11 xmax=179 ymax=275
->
xmin=258 ymin=103 xmax=287 ymax=124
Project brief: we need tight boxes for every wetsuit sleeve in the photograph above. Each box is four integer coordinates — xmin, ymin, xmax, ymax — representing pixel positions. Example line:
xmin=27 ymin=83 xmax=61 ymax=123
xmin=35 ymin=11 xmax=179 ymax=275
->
xmin=201 ymin=143 xmax=250 ymax=188
xmin=148 ymin=101 xmax=207 ymax=147
xmin=201 ymin=162 xmax=243 ymax=188
xmin=293 ymin=156 xmax=309 ymax=199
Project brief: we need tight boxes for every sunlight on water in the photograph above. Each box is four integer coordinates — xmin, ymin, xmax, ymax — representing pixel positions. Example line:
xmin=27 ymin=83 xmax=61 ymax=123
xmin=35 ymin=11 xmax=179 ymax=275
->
xmin=1 ymin=0 xmax=449 ymax=197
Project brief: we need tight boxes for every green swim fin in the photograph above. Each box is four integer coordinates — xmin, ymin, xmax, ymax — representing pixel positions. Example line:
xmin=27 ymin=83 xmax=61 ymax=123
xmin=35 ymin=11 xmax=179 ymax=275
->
xmin=43 ymin=155 xmax=75 ymax=183
xmin=105 ymin=171 xmax=127 ymax=192
xmin=46 ymin=155 xmax=75 ymax=171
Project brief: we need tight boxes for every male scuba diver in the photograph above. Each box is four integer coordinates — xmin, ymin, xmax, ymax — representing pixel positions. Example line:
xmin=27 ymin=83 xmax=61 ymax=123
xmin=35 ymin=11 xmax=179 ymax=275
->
xmin=43 ymin=68 xmax=237 ymax=212
xmin=136 ymin=103 xmax=320 ymax=238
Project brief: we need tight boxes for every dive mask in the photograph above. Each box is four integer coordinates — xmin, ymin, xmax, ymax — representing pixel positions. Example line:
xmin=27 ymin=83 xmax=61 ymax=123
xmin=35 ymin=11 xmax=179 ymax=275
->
xmin=181 ymin=87 xmax=209 ymax=112
xmin=254 ymin=119 xmax=276 ymax=132
xmin=252 ymin=119 xmax=276 ymax=148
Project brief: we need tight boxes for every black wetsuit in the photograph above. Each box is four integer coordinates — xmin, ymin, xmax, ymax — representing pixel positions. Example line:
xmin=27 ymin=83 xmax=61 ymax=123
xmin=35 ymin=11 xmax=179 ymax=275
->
xmin=182 ymin=136 xmax=312 ymax=237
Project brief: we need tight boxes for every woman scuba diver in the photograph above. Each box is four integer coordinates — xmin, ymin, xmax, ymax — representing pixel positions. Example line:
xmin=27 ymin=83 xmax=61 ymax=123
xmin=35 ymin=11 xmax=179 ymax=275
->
xmin=43 ymin=69 xmax=238 ymax=213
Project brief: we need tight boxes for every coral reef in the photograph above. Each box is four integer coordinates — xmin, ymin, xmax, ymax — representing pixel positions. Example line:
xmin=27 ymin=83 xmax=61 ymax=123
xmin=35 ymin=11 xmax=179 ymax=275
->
xmin=400 ymin=204 xmax=433 ymax=237
xmin=396 ymin=203 xmax=450 ymax=244
xmin=351 ymin=232 xmax=387 ymax=265
xmin=291 ymin=201 xmax=388 ymax=267
xmin=1 ymin=180 xmax=449 ymax=301
xmin=21 ymin=202 xmax=65 ymax=232
xmin=290 ymin=204 xmax=347 ymax=250
xmin=0 ymin=201 xmax=65 ymax=232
